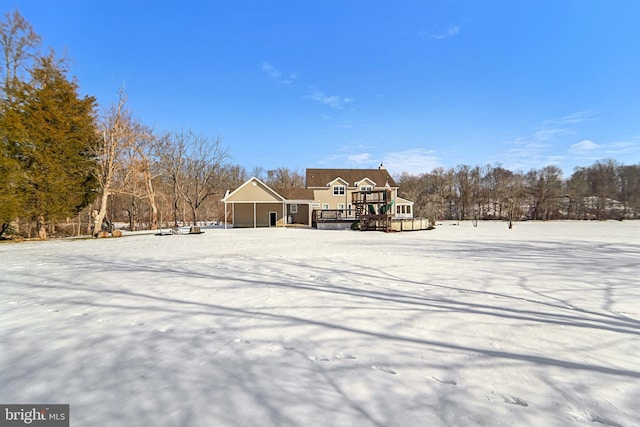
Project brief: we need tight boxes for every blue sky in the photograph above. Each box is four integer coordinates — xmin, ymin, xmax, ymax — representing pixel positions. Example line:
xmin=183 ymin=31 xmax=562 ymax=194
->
xmin=7 ymin=1 xmax=640 ymax=177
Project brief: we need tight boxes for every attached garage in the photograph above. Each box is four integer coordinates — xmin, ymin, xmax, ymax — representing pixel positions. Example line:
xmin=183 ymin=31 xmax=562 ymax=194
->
xmin=221 ymin=177 xmax=314 ymax=228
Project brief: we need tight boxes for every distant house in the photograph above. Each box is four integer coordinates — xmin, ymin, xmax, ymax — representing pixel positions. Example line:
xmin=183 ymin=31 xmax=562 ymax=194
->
xmin=221 ymin=166 xmax=414 ymax=228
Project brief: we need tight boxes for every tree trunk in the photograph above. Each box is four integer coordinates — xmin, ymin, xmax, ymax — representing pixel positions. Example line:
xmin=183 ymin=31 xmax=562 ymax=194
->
xmin=93 ymin=192 xmax=109 ymax=237
xmin=145 ymin=176 xmax=158 ymax=230
xmin=191 ymin=205 xmax=197 ymax=226
xmin=150 ymin=202 xmax=158 ymax=229
xmin=37 ymin=215 xmax=47 ymax=240
xmin=129 ymin=197 xmax=137 ymax=231
xmin=173 ymin=198 xmax=179 ymax=227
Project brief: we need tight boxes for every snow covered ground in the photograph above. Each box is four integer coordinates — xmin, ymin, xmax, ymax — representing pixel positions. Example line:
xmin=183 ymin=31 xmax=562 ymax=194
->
xmin=1 ymin=221 xmax=639 ymax=427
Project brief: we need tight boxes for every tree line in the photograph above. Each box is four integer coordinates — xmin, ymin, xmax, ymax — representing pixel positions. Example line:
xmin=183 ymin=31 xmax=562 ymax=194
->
xmin=397 ymin=161 xmax=640 ymax=225
xmin=0 ymin=11 xmax=242 ymax=239
xmin=0 ymin=10 xmax=310 ymax=239
xmin=1 ymin=10 xmax=638 ymax=240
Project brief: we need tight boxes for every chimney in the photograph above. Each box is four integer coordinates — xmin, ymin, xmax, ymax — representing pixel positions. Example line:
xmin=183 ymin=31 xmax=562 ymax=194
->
xmin=379 ymin=162 xmax=384 ymax=170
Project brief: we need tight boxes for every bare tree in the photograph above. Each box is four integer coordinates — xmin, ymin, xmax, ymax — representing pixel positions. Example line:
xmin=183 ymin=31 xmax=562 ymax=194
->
xmin=485 ymin=164 xmax=514 ymax=219
xmin=526 ymin=165 xmax=563 ymax=220
xmin=0 ymin=9 xmax=41 ymax=96
xmin=266 ymin=167 xmax=305 ymax=189
xmin=158 ymin=130 xmax=187 ymax=226
xmin=505 ymin=172 xmax=527 ymax=228
xmin=91 ymin=88 xmax=135 ymax=235
xmin=250 ymin=166 xmax=267 ymax=181
xmin=618 ymin=164 xmax=640 ymax=219
xmin=162 ymin=131 xmax=228 ymax=226
xmin=220 ymin=164 xmax=248 ymax=190
xmin=589 ymin=159 xmax=619 ymax=220
xmin=121 ymin=125 xmax=162 ymax=229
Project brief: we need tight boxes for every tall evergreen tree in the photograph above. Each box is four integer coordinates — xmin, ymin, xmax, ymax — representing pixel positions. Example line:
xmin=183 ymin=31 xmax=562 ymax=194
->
xmin=0 ymin=9 xmax=41 ymax=238
xmin=1 ymin=52 xmax=98 ymax=238
xmin=0 ymin=116 xmax=24 ymax=237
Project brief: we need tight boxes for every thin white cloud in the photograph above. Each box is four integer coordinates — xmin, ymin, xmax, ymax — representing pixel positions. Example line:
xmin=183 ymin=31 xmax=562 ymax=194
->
xmin=495 ymin=111 xmax=606 ymax=173
xmin=505 ymin=111 xmax=597 ymax=164
xmin=570 ymin=139 xmax=599 ymax=152
xmin=347 ymin=153 xmax=371 ymax=163
xmin=433 ymin=26 xmax=460 ymax=40
xmin=260 ymin=62 xmax=296 ymax=84
xmin=543 ymin=110 xmax=595 ymax=126
xmin=496 ymin=112 xmax=640 ymax=172
xmin=383 ymin=149 xmax=440 ymax=175
xmin=524 ymin=111 xmax=595 ymax=147
xmin=261 ymin=62 xmax=280 ymax=79
xmin=605 ymin=139 xmax=640 ymax=155
xmin=306 ymin=87 xmax=355 ymax=109
xmin=533 ymin=128 xmax=571 ymax=142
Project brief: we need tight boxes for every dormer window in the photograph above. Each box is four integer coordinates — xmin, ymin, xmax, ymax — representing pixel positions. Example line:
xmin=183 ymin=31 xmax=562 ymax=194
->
xmin=333 ymin=185 xmax=346 ymax=196
xmin=360 ymin=185 xmax=373 ymax=192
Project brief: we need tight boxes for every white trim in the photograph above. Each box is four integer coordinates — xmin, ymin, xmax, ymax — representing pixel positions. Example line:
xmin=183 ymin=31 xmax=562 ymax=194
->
xmin=326 ymin=177 xmax=349 ymax=187
xmin=354 ymin=177 xmax=377 ymax=187
xmin=269 ymin=211 xmax=278 ymax=227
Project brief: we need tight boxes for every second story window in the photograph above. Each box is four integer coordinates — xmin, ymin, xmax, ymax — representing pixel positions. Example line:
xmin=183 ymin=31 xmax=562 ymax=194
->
xmin=360 ymin=185 xmax=373 ymax=192
xmin=333 ymin=185 xmax=346 ymax=196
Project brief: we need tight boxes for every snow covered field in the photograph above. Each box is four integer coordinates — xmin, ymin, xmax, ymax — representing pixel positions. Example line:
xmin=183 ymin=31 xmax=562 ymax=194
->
xmin=1 ymin=221 xmax=639 ymax=427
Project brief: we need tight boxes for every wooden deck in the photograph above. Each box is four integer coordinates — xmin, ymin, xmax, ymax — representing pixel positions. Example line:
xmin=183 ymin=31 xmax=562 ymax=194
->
xmin=310 ymin=191 xmax=433 ymax=232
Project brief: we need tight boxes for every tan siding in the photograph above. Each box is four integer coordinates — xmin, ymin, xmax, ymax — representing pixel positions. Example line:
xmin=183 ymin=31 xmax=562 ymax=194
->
xmin=233 ymin=205 xmax=255 ymax=228
xmin=226 ymin=181 xmax=282 ymax=202
xmin=232 ymin=202 xmax=284 ymax=227
xmin=288 ymin=204 xmax=310 ymax=224
xmin=313 ymin=188 xmax=398 ymax=210
xmin=256 ymin=203 xmax=283 ymax=226
xmin=312 ymin=189 xmax=351 ymax=209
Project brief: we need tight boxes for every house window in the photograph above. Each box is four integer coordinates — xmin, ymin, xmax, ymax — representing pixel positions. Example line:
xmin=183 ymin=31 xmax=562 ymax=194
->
xmin=397 ymin=205 xmax=401 ymax=214
xmin=333 ymin=185 xmax=345 ymax=196
xmin=360 ymin=185 xmax=373 ymax=192
xmin=322 ymin=203 xmax=329 ymax=210
xmin=337 ymin=203 xmax=345 ymax=210
xmin=407 ymin=205 xmax=411 ymax=214
xmin=290 ymin=204 xmax=298 ymax=214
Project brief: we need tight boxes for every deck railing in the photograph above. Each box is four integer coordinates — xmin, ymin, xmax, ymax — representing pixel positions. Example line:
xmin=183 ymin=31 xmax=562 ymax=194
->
xmin=312 ymin=209 xmax=356 ymax=222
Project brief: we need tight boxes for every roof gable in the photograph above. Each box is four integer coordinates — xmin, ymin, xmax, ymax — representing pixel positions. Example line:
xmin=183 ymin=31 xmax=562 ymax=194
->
xmin=327 ymin=177 xmax=349 ymax=187
xmin=355 ymin=177 xmax=377 ymax=187
xmin=222 ymin=177 xmax=284 ymax=202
